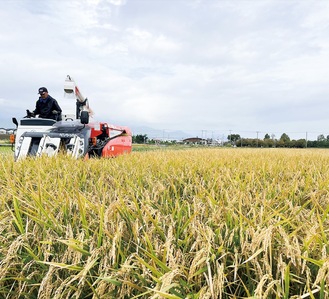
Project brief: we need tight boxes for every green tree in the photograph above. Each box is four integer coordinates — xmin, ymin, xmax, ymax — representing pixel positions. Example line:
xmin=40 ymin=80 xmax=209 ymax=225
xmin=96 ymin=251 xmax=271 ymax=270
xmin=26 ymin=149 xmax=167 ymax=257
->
xmin=263 ymin=138 xmax=274 ymax=148
xmin=227 ymin=134 xmax=241 ymax=143
xmin=133 ymin=134 xmax=148 ymax=144
xmin=280 ymin=133 xmax=290 ymax=143
xmin=295 ymin=139 xmax=307 ymax=148
xmin=264 ymin=133 xmax=270 ymax=140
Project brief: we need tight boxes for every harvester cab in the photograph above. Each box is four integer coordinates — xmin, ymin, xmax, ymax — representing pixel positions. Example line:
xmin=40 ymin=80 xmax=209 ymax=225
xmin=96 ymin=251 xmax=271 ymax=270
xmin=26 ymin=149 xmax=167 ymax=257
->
xmin=11 ymin=76 xmax=132 ymax=161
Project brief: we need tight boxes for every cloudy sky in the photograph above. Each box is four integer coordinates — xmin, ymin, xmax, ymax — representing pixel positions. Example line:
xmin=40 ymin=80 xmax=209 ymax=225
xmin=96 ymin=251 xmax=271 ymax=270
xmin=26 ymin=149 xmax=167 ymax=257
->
xmin=1 ymin=0 xmax=329 ymax=141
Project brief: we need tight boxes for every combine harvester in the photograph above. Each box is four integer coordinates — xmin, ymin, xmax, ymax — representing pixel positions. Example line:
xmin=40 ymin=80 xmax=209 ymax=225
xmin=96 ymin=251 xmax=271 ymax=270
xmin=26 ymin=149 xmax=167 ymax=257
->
xmin=11 ymin=75 xmax=132 ymax=161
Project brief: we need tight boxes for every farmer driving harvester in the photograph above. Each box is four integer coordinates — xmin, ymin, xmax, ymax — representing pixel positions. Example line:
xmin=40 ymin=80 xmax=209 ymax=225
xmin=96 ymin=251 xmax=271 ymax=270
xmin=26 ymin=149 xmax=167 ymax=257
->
xmin=26 ymin=87 xmax=62 ymax=121
xmin=11 ymin=75 xmax=132 ymax=161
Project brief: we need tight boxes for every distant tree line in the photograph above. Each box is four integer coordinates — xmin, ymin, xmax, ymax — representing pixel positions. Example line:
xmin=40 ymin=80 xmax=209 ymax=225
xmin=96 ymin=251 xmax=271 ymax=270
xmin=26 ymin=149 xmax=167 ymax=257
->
xmin=132 ymin=134 xmax=178 ymax=145
xmin=132 ymin=134 xmax=148 ymax=144
xmin=133 ymin=133 xmax=329 ymax=148
xmin=307 ymin=134 xmax=329 ymax=148
xmin=228 ymin=133 xmax=329 ymax=148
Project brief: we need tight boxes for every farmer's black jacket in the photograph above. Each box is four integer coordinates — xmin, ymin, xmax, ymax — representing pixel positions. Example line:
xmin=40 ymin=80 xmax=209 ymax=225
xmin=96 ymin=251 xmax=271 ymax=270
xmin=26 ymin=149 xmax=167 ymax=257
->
xmin=34 ymin=95 xmax=62 ymax=120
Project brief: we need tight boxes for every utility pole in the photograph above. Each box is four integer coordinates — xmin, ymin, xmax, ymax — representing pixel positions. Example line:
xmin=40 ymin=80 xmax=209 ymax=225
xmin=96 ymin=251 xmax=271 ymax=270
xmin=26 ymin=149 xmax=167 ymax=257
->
xmin=306 ymin=132 xmax=308 ymax=148
xmin=256 ymin=131 xmax=259 ymax=147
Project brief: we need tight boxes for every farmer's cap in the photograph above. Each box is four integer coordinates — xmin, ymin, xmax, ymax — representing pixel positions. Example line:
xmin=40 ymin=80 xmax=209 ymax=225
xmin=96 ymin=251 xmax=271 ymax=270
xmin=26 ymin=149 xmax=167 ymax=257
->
xmin=38 ymin=87 xmax=48 ymax=94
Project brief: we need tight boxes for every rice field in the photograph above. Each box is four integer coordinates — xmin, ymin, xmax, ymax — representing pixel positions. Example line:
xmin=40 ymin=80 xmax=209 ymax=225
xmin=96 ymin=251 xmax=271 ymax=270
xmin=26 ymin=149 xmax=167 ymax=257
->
xmin=1 ymin=148 xmax=329 ymax=298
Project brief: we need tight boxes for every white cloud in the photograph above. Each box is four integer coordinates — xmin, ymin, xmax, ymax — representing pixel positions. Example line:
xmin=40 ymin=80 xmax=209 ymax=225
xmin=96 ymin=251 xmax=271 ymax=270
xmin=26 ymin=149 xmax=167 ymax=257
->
xmin=300 ymin=1 xmax=329 ymax=30
xmin=1 ymin=0 xmax=329 ymax=139
xmin=124 ymin=27 xmax=181 ymax=54
xmin=108 ymin=0 xmax=126 ymax=6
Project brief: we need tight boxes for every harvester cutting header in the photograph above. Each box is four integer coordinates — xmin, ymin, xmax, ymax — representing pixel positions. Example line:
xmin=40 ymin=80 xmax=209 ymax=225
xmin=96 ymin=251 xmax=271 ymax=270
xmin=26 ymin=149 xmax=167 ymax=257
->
xmin=11 ymin=75 xmax=132 ymax=160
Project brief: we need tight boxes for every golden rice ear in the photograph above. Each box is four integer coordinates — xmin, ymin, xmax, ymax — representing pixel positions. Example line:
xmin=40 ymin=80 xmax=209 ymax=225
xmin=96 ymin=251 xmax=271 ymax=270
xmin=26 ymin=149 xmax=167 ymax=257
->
xmin=0 ymin=148 xmax=328 ymax=298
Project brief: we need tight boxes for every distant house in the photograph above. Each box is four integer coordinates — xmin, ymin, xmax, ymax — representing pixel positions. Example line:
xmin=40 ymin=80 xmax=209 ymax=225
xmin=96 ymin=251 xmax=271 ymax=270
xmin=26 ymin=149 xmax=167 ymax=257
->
xmin=182 ymin=137 xmax=206 ymax=144
xmin=183 ymin=137 xmax=223 ymax=146
xmin=0 ymin=128 xmax=14 ymax=136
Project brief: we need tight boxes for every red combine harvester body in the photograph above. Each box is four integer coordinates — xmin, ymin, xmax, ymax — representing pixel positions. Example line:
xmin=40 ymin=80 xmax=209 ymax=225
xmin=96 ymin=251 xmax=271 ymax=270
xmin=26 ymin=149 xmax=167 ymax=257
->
xmin=11 ymin=76 xmax=132 ymax=161
xmin=87 ymin=122 xmax=132 ymax=159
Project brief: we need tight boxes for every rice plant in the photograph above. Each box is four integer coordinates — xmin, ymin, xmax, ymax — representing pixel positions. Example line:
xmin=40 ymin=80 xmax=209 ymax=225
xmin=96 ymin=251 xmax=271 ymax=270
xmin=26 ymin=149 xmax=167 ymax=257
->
xmin=0 ymin=148 xmax=329 ymax=298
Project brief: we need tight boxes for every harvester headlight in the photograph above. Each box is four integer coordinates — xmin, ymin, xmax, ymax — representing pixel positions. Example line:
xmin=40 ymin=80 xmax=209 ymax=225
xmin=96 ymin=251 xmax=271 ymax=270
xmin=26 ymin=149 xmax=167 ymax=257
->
xmin=10 ymin=134 xmax=15 ymax=144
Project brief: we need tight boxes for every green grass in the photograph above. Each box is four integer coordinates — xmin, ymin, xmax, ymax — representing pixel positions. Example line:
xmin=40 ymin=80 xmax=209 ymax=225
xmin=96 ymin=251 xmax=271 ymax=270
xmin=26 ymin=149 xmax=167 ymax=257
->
xmin=1 ymin=148 xmax=329 ymax=298
xmin=0 ymin=145 xmax=13 ymax=155
xmin=132 ymin=143 xmax=191 ymax=152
